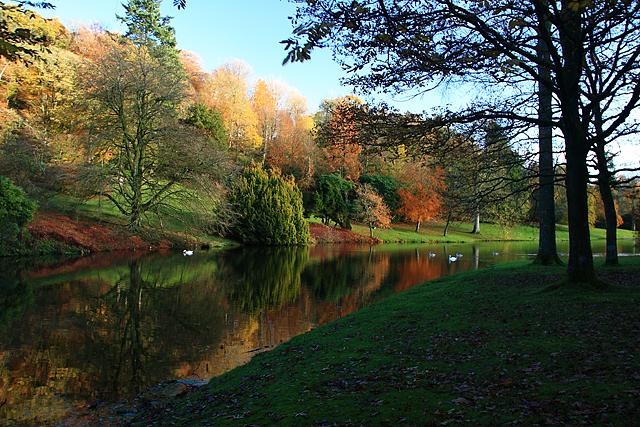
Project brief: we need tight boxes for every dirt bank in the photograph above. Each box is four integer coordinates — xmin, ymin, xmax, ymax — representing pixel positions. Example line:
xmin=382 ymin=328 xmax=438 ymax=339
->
xmin=27 ymin=212 xmax=175 ymax=252
xmin=308 ymin=222 xmax=380 ymax=244
xmin=26 ymin=213 xmax=377 ymax=254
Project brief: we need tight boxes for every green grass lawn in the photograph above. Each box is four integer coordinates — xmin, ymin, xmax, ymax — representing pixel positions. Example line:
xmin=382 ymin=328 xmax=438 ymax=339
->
xmin=132 ymin=256 xmax=640 ymax=427
xmin=343 ymin=218 xmax=637 ymax=243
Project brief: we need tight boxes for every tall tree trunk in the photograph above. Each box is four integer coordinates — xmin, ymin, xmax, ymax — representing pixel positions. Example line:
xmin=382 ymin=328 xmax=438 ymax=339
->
xmin=599 ymin=178 xmax=619 ymax=266
xmin=564 ymin=135 xmax=598 ymax=285
xmin=472 ymin=244 xmax=479 ymax=270
xmin=471 ymin=203 xmax=480 ymax=234
xmin=415 ymin=221 xmax=421 ymax=233
xmin=595 ymin=148 xmax=619 ymax=266
xmin=533 ymin=27 xmax=562 ymax=266
xmin=557 ymin=3 xmax=598 ymax=287
xmin=261 ymin=139 xmax=268 ymax=166
xmin=593 ymin=97 xmax=619 ymax=266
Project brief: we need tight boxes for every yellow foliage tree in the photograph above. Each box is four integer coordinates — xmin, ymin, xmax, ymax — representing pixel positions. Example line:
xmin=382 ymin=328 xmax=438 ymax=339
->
xmin=209 ymin=59 xmax=261 ymax=153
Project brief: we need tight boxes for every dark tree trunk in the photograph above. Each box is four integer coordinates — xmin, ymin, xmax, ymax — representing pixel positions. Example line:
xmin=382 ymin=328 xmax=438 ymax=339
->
xmin=444 ymin=210 xmax=452 ymax=236
xmin=556 ymin=3 xmax=599 ymax=287
xmin=415 ymin=221 xmax=421 ymax=233
xmin=596 ymin=161 xmax=619 ymax=266
xmin=593 ymin=92 xmax=619 ymax=265
xmin=564 ymin=135 xmax=598 ymax=285
xmin=533 ymin=28 xmax=562 ymax=266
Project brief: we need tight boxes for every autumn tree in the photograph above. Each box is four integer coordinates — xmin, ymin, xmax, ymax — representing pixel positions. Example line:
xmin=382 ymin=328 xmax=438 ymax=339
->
xmin=209 ymin=60 xmax=261 ymax=155
xmin=317 ymin=96 xmax=363 ymax=182
xmin=355 ymin=183 xmax=391 ymax=238
xmin=339 ymin=104 xmax=531 ymax=234
xmin=228 ymin=163 xmax=309 ymax=245
xmin=78 ymin=26 xmax=232 ymax=232
xmin=0 ymin=1 xmax=55 ymax=63
xmin=359 ymin=174 xmax=402 ymax=218
xmin=176 ymin=57 xmax=262 ymax=155
xmin=251 ymin=79 xmax=317 ymax=187
xmin=267 ymin=111 xmax=317 ymax=189
xmin=0 ymin=14 xmax=82 ymax=197
xmin=268 ymin=112 xmax=317 ymax=188
xmin=179 ymin=50 xmax=216 ymax=108
xmin=9 ymin=47 xmax=78 ymax=134
xmin=395 ymin=163 xmax=444 ymax=233
xmin=252 ymin=78 xmax=279 ymax=165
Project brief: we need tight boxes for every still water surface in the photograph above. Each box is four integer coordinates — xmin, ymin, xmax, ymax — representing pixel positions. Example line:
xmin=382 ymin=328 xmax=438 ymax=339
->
xmin=0 ymin=239 xmax=637 ymax=424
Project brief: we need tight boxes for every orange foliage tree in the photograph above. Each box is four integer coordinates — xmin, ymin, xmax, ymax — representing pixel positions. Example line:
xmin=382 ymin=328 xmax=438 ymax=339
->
xmin=395 ymin=163 xmax=444 ymax=232
xmin=321 ymin=97 xmax=362 ymax=182
xmin=267 ymin=112 xmax=317 ymax=190
xmin=253 ymin=80 xmax=317 ymax=189
xmin=355 ymin=183 xmax=391 ymax=238
xmin=180 ymin=50 xmax=209 ymax=101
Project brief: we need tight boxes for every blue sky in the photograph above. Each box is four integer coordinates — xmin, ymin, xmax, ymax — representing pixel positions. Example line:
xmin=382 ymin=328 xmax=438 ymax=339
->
xmin=41 ymin=0 xmax=449 ymax=113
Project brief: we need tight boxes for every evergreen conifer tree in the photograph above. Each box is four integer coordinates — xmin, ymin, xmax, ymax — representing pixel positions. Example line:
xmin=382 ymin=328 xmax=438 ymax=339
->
xmin=230 ymin=164 xmax=309 ymax=245
xmin=117 ymin=0 xmax=177 ymax=49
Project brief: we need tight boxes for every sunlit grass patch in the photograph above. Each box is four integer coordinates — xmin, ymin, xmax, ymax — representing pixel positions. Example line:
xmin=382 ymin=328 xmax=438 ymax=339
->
xmin=348 ymin=219 xmax=636 ymax=244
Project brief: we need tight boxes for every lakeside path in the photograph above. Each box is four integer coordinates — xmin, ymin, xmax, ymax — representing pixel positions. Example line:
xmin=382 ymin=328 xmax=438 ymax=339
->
xmin=124 ymin=257 xmax=640 ymax=427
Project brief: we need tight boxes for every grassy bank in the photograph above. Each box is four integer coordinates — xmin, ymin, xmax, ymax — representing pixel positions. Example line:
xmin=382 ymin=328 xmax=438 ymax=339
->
xmin=131 ymin=257 xmax=640 ymax=426
xmin=349 ymin=220 xmax=638 ymax=243
xmin=30 ymin=196 xmax=638 ymax=251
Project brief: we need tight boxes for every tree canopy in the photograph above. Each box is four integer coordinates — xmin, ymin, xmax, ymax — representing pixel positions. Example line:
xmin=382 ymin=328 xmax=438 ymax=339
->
xmin=117 ymin=0 xmax=177 ymax=49
xmin=283 ymin=0 xmax=640 ymax=287
xmin=0 ymin=1 xmax=55 ymax=62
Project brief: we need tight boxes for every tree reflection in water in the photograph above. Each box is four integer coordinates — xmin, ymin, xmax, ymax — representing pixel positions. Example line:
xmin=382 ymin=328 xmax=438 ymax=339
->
xmin=3 ymin=239 xmax=609 ymax=425
xmin=106 ymin=257 xmax=147 ymax=398
xmin=225 ymin=246 xmax=309 ymax=315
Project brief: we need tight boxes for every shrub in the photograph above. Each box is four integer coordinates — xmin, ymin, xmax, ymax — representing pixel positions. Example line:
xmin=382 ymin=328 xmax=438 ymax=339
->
xmin=229 ymin=164 xmax=309 ymax=245
xmin=308 ymin=173 xmax=354 ymax=228
xmin=0 ymin=177 xmax=37 ymax=237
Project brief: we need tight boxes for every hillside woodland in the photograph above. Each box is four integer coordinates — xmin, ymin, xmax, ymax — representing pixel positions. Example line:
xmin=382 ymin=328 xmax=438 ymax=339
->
xmin=1 ymin=1 xmax=639 ymax=257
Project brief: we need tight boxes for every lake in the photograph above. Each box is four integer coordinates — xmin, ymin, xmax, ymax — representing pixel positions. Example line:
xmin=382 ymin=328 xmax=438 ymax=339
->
xmin=0 ymin=239 xmax=638 ymax=425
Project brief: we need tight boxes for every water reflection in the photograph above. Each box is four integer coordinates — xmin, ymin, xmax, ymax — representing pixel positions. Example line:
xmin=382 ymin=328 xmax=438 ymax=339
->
xmin=0 ymin=239 xmax=637 ymax=425
xmin=226 ymin=246 xmax=308 ymax=314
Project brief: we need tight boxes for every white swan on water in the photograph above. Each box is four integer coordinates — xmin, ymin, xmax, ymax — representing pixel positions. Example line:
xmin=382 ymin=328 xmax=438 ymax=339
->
xmin=429 ymin=251 xmax=436 ymax=258
xmin=183 ymin=250 xmax=193 ymax=256
xmin=448 ymin=255 xmax=457 ymax=262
